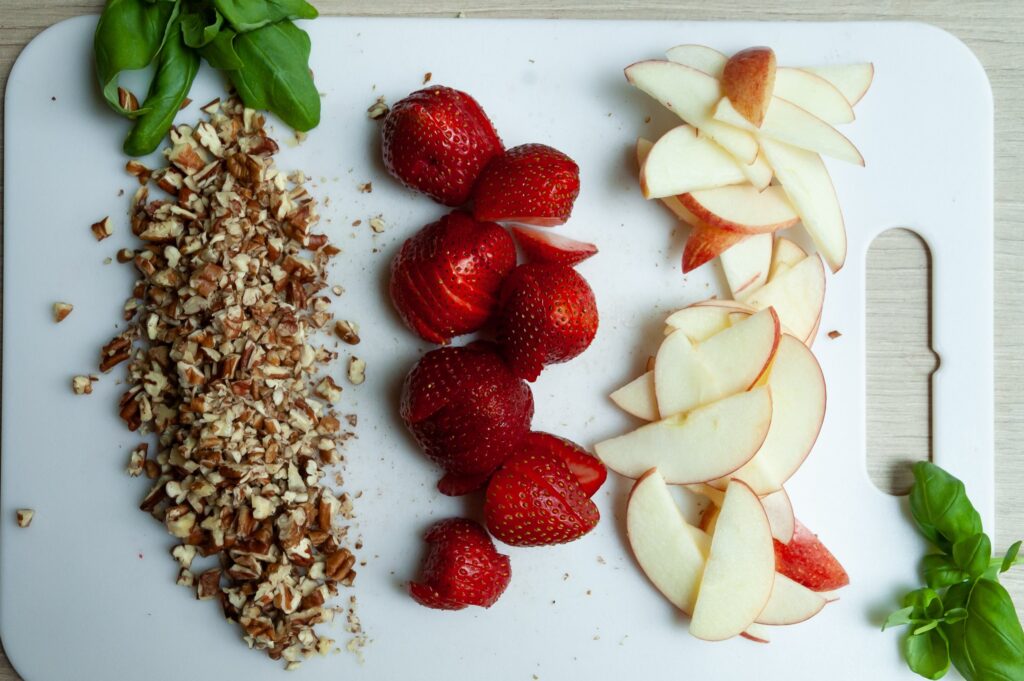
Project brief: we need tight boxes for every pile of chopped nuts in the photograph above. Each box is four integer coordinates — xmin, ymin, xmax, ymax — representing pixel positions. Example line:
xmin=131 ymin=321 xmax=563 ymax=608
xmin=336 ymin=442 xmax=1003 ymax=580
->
xmin=99 ymin=97 xmax=359 ymax=669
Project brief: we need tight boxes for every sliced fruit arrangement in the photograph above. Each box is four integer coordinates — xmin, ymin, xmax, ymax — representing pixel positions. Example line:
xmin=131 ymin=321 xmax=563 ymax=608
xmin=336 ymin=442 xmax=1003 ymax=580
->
xmin=381 ymin=85 xmax=605 ymax=611
xmin=627 ymin=45 xmax=873 ymax=274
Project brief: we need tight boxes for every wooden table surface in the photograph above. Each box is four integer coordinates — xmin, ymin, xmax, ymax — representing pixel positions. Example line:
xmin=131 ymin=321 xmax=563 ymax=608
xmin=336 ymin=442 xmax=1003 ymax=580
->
xmin=2 ymin=1 xmax=1021 ymax=678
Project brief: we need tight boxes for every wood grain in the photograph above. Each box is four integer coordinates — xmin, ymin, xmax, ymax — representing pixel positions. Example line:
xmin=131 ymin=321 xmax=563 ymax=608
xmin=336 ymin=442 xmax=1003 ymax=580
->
xmin=2 ymin=2 xmax=1022 ymax=678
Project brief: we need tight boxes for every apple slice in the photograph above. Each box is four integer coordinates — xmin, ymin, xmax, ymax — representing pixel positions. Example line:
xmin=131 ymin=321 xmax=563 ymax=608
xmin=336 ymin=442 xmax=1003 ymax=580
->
xmin=665 ymin=44 xmax=727 ymax=76
xmin=768 ymin=236 xmax=808 ymax=280
xmin=775 ymin=519 xmax=850 ymax=592
xmin=721 ymin=233 xmax=772 ymax=300
xmin=510 ymin=226 xmax=597 ymax=266
xmin=759 ymin=139 xmax=846 ymax=272
xmin=625 ymin=60 xmax=759 ymax=164
xmin=664 ymin=302 xmax=754 ymax=339
xmin=742 ymin=623 xmax=772 ymax=643
xmin=656 ymin=308 xmax=780 ymax=417
xmin=714 ymin=96 xmax=864 ymax=166
xmin=760 ymin=488 xmax=795 ymax=543
xmin=755 ymin=573 xmax=828 ymax=625
xmin=610 ymin=370 xmax=659 ymax=421
xmin=721 ymin=47 xmax=776 ymax=127
xmin=626 ymin=469 xmax=712 ymax=613
xmin=744 ymin=255 xmax=826 ymax=344
xmin=709 ymin=334 xmax=826 ymax=495
xmin=803 ymin=63 xmax=874 ymax=106
xmin=595 ymin=387 xmax=772 ymax=484
xmin=690 ymin=480 xmax=776 ymax=640
xmin=687 ymin=483 xmax=725 ymax=507
xmin=679 ymin=185 xmax=799 ymax=234
xmin=773 ymin=67 xmax=855 ymax=125
xmin=740 ymin=150 xmax=774 ymax=192
xmin=641 ymin=125 xmax=746 ymax=198
xmin=682 ymin=224 xmax=748 ymax=273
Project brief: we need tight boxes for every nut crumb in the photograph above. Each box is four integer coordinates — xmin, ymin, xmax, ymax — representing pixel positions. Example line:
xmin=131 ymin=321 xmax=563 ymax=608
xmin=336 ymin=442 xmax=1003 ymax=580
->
xmin=116 ymin=248 xmax=136 ymax=263
xmin=366 ymin=96 xmax=389 ymax=120
xmin=423 ymin=72 xmax=432 ymax=84
xmin=357 ymin=182 xmax=372 ymax=194
xmin=118 ymin=87 xmax=139 ymax=113
xmin=53 ymin=302 xmax=73 ymax=323
xmin=351 ymin=219 xmax=361 ymax=227
xmin=72 ymin=375 xmax=95 ymax=395
xmin=347 ymin=357 xmax=366 ymax=385
xmin=126 ymin=443 xmax=147 ymax=477
xmin=334 ymin=320 xmax=360 ymax=345
xmin=369 ymin=216 xmax=385 ymax=233
xmin=15 ymin=509 xmax=34 ymax=528
xmin=91 ymin=217 xmax=113 ymax=241
xmin=331 ymin=285 xmax=344 ymax=296
xmin=827 ymin=330 xmax=842 ymax=339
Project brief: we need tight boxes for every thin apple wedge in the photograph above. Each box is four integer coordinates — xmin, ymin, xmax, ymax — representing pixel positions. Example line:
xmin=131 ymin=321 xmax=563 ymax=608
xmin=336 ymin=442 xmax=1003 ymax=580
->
xmin=709 ymin=335 xmax=826 ymax=495
xmin=759 ymin=139 xmax=846 ymax=272
xmin=760 ymin=487 xmax=795 ymax=544
xmin=714 ymin=96 xmax=864 ymax=166
xmin=626 ymin=470 xmax=712 ymax=613
xmin=641 ymin=125 xmax=746 ymax=198
xmin=721 ymin=233 xmax=773 ymax=300
xmin=755 ymin=573 xmax=828 ymax=625
xmin=803 ymin=63 xmax=874 ymax=106
xmin=665 ymin=44 xmax=727 ymax=76
xmin=682 ymin=224 xmax=748 ymax=273
xmin=610 ymin=370 xmax=659 ymax=421
xmin=768 ymin=236 xmax=808 ymax=280
xmin=625 ymin=60 xmax=759 ymax=164
xmin=664 ymin=301 xmax=755 ymax=339
xmin=679 ymin=185 xmax=799 ymax=235
xmin=740 ymin=150 xmax=774 ymax=192
xmin=773 ymin=67 xmax=854 ymax=125
xmin=721 ymin=47 xmax=776 ymax=127
xmin=595 ymin=387 xmax=773 ymax=484
xmin=744 ymin=255 xmax=826 ymax=345
xmin=690 ymin=480 xmax=776 ymax=640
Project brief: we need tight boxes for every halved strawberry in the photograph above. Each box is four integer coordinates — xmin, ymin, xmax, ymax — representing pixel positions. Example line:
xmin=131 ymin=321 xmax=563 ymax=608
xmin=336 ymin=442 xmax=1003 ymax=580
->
xmin=390 ymin=211 xmax=516 ymax=344
xmin=472 ymin=144 xmax=580 ymax=226
xmin=409 ymin=518 xmax=512 ymax=610
xmin=520 ymin=432 xmax=606 ymax=497
xmin=484 ymin=450 xmax=600 ymax=547
xmin=382 ymin=86 xmax=504 ymax=206
xmin=400 ymin=343 xmax=534 ymax=494
xmin=511 ymin=226 xmax=597 ymax=267
xmin=495 ymin=263 xmax=599 ymax=381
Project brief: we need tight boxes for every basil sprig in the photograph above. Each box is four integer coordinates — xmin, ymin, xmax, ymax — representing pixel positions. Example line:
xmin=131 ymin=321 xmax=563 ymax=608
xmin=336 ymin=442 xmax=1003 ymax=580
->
xmin=93 ymin=0 xmax=320 ymax=155
xmin=884 ymin=462 xmax=1024 ymax=679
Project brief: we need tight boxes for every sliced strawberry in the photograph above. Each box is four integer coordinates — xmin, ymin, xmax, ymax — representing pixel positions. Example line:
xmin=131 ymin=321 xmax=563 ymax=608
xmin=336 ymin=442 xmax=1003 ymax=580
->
xmin=382 ymin=86 xmax=504 ymax=206
xmin=390 ymin=212 xmax=516 ymax=344
xmin=774 ymin=520 xmax=850 ymax=592
xmin=409 ymin=518 xmax=511 ymax=610
xmin=472 ymin=144 xmax=580 ymax=226
xmin=437 ymin=470 xmax=494 ymax=497
xmin=495 ymin=263 xmax=599 ymax=381
xmin=511 ymin=226 xmax=598 ymax=267
xmin=484 ymin=450 xmax=600 ymax=546
xmin=520 ymin=432 xmax=606 ymax=497
xmin=400 ymin=343 xmax=534 ymax=490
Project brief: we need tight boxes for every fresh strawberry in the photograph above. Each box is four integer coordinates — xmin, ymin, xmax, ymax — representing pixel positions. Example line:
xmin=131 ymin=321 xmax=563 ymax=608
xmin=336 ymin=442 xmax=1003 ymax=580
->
xmin=390 ymin=211 xmax=516 ymax=344
xmin=511 ymin=226 xmax=597 ymax=267
xmin=400 ymin=342 xmax=534 ymax=495
xmin=520 ymin=432 xmax=606 ymax=497
xmin=774 ymin=520 xmax=850 ymax=592
xmin=409 ymin=518 xmax=512 ymax=610
xmin=485 ymin=450 xmax=600 ymax=546
xmin=382 ymin=86 xmax=504 ymax=206
xmin=495 ymin=263 xmax=599 ymax=381
xmin=472 ymin=144 xmax=580 ymax=226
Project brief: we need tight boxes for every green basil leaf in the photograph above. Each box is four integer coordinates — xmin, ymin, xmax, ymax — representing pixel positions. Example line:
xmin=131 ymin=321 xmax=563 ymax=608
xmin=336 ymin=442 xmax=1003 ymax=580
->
xmin=181 ymin=7 xmax=223 ymax=48
xmin=884 ymin=606 xmax=917 ymax=631
xmin=198 ymin=28 xmax=243 ymax=70
xmin=922 ymin=554 xmax=970 ymax=590
xmin=904 ymin=587 xmax=945 ymax=621
xmin=910 ymin=462 xmax=983 ymax=553
xmin=123 ymin=16 xmax=199 ymax=156
xmin=94 ymin=0 xmax=180 ymax=116
xmin=952 ymin=533 xmax=992 ymax=580
xmin=1002 ymin=540 xmax=1022 ymax=574
xmin=904 ymin=627 xmax=951 ymax=680
xmin=220 ymin=21 xmax=320 ymax=131
xmin=942 ymin=607 xmax=968 ymax=625
xmin=945 ymin=579 xmax=1024 ymax=681
xmin=213 ymin=0 xmax=317 ymax=33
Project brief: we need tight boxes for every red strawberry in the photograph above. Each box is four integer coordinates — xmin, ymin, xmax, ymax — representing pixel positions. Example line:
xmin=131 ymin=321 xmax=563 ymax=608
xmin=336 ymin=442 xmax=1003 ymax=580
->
xmin=511 ymin=226 xmax=597 ymax=267
xmin=401 ymin=343 xmax=534 ymax=495
xmin=495 ymin=263 xmax=599 ymax=381
xmin=774 ymin=520 xmax=850 ymax=592
xmin=382 ymin=86 xmax=504 ymax=206
xmin=520 ymin=432 xmax=606 ymax=497
xmin=409 ymin=518 xmax=511 ymax=610
xmin=390 ymin=211 xmax=516 ymax=344
xmin=485 ymin=450 xmax=600 ymax=546
xmin=472 ymin=144 xmax=580 ymax=226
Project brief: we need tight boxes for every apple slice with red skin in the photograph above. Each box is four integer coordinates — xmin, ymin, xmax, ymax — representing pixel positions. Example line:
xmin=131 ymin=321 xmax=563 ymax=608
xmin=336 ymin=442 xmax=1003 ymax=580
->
xmin=510 ymin=226 xmax=597 ymax=267
xmin=721 ymin=47 xmax=777 ymax=127
xmin=769 ymin=236 xmax=808 ymax=280
xmin=775 ymin=519 xmax=850 ymax=592
xmin=641 ymin=125 xmax=746 ymax=199
xmin=774 ymin=67 xmax=854 ymax=125
xmin=679 ymin=185 xmax=800 ymax=235
xmin=721 ymin=233 xmax=773 ymax=300
xmin=803 ymin=63 xmax=874 ymax=106
xmin=744 ymin=255 xmax=826 ymax=346
xmin=755 ymin=573 xmax=829 ymax=625
xmin=683 ymin=224 xmax=749 ymax=273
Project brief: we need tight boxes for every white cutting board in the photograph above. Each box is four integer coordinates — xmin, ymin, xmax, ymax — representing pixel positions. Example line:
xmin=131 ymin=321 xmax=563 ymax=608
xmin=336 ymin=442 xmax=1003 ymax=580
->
xmin=2 ymin=16 xmax=992 ymax=681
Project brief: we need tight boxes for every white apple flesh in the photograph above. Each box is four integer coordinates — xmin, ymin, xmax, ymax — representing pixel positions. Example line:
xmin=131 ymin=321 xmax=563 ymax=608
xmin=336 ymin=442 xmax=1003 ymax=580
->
xmin=744 ymin=255 xmax=826 ymax=345
xmin=679 ymin=185 xmax=800 ymax=235
xmin=755 ymin=573 xmax=828 ymax=625
xmin=609 ymin=370 xmax=659 ymax=421
xmin=721 ymin=233 xmax=773 ymax=300
xmin=768 ymin=236 xmax=808 ymax=280
xmin=773 ymin=67 xmax=855 ymax=125
xmin=641 ymin=125 xmax=747 ymax=199
xmin=803 ymin=63 xmax=875 ymax=106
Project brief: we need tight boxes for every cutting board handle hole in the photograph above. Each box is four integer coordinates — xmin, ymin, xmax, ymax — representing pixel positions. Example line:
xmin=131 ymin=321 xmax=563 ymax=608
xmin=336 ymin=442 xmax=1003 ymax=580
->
xmin=865 ymin=228 xmax=939 ymax=495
